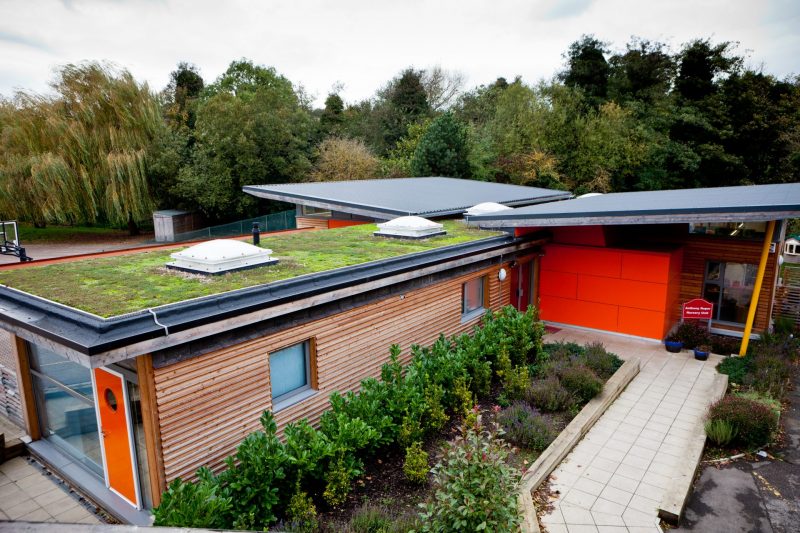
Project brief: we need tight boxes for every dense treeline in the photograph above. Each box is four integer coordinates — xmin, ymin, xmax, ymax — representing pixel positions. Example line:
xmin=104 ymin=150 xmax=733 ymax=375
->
xmin=1 ymin=36 xmax=798 ymax=229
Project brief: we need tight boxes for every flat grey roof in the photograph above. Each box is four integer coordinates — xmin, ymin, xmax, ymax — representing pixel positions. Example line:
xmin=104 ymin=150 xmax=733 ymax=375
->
xmin=467 ymin=183 xmax=800 ymax=227
xmin=243 ymin=177 xmax=571 ymax=219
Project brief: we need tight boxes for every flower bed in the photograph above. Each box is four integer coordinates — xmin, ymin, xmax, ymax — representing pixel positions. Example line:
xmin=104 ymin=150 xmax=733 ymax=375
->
xmin=152 ymin=306 xmax=622 ymax=532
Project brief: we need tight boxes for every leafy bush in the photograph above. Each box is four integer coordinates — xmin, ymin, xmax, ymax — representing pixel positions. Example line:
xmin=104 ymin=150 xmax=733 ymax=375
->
xmin=152 ymin=468 xmax=232 ymax=528
xmin=746 ymin=353 xmax=792 ymax=399
xmin=673 ymin=321 xmax=710 ymax=350
xmin=285 ymin=484 xmax=318 ymax=533
xmin=708 ymin=395 xmax=778 ymax=448
xmin=419 ymin=423 xmax=521 ymax=532
xmin=472 ymin=305 xmax=545 ymax=367
xmin=218 ymin=412 xmax=289 ymax=530
xmin=497 ymin=401 xmax=555 ymax=451
xmin=704 ymin=419 xmax=737 ymax=447
xmin=734 ymin=390 xmax=781 ymax=418
xmin=717 ymin=354 xmax=752 ymax=385
xmin=559 ymin=364 xmax=603 ymax=403
xmin=403 ymin=441 xmax=429 ymax=484
xmin=709 ymin=335 xmax=741 ymax=356
xmin=525 ymin=377 xmax=575 ymax=412
xmin=580 ymin=342 xmax=623 ymax=379
xmin=452 ymin=376 xmax=475 ymax=417
xmin=323 ymin=455 xmax=353 ymax=507
xmin=495 ymin=348 xmax=531 ymax=400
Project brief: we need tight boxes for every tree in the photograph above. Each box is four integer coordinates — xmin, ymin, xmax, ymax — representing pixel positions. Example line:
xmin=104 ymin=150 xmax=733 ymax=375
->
xmin=377 ymin=68 xmax=431 ymax=151
xmin=0 ymin=62 xmax=163 ymax=232
xmin=411 ymin=112 xmax=470 ymax=178
xmin=173 ymin=60 xmax=313 ymax=222
xmin=421 ymin=66 xmax=466 ymax=111
xmin=310 ymin=137 xmax=380 ymax=181
xmin=560 ymin=35 xmax=610 ymax=107
xmin=675 ymin=39 xmax=741 ymax=101
xmin=608 ymin=38 xmax=676 ymax=103
xmin=319 ymin=93 xmax=345 ymax=136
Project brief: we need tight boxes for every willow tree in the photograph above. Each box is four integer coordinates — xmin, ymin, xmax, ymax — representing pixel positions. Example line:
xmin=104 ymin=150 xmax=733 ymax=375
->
xmin=0 ymin=63 xmax=163 ymax=232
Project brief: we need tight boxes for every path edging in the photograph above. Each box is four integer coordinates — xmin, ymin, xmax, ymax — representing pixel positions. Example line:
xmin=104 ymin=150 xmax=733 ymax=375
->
xmin=518 ymin=358 xmax=641 ymax=533
xmin=658 ymin=371 xmax=728 ymax=523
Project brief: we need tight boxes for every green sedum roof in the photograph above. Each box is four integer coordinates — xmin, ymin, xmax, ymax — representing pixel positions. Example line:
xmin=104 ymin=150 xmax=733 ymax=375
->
xmin=0 ymin=221 xmax=501 ymax=318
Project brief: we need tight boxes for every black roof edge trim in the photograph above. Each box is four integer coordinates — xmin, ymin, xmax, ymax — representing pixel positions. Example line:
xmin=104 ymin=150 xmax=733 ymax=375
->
xmin=0 ymin=234 xmax=535 ymax=356
xmin=468 ymin=204 xmax=800 ymax=221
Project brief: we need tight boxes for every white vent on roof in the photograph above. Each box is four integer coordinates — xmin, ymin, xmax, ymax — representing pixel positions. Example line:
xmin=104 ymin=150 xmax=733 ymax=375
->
xmin=374 ymin=216 xmax=446 ymax=240
xmin=578 ymin=193 xmax=604 ymax=198
xmin=166 ymin=239 xmax=278 ymax=275
xmin=465 ymin=202 xmax=513 ymax=216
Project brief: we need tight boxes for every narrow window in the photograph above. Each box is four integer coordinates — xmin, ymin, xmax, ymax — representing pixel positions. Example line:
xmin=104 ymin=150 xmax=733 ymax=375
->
xmin=269 ymin=341 xmax=314 ymax=409
xmin=462 ymin=276 xmax=486 ymax=320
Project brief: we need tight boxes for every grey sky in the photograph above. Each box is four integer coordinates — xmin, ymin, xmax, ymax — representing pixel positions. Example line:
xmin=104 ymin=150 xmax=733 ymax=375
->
xmin=0 ymin=0 xmax=798 ymax=107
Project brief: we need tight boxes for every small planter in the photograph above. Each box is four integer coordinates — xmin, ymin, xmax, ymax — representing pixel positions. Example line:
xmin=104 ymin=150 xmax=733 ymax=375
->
xmin=693 ymin=347 xmax=710 ymax=361
xmin=665 ymin=340 xmax=683 ymax=353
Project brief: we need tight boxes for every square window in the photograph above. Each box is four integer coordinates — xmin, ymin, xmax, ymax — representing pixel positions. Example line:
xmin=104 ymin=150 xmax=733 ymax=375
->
xmin=269 ymin=341 xmax=313 ymax=408
xmin=462 ymin=276 xmax=486 ymax=319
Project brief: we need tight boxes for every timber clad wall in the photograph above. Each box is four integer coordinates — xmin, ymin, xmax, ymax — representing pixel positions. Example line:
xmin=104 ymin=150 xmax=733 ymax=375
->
xmin=679 ymin=235 xmax=778 ymax=332
xmin=152 ymin=264 xmax=511 ymax=482
xmin=295 ymin=216 xmax=329 ymax=230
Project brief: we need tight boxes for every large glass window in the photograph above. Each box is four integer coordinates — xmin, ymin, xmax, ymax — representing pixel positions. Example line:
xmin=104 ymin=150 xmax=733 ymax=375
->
xmin=28 ymin=344 xmax=103 ymax=477
xmin=269 ymin=341 xmax=312 ymax=408
xmin=462 ymin=276 xmax=486 ymax=319
xmin=703 ymin=261 xmax=758 ymax=323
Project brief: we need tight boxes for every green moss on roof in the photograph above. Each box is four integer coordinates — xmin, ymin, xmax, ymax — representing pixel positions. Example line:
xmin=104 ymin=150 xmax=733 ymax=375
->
xmin=0 ymin=221 xmax=502 ymax=318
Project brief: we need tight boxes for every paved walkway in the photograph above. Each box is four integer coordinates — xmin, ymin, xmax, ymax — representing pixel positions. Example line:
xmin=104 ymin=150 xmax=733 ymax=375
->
xmin=0 ymin=457 xmax=103 ymax=524
xmin=539 ymin=327 xmax=724 ymax=533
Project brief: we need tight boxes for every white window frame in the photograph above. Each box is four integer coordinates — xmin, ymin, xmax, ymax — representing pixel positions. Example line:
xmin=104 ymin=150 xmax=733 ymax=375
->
xmin=461 ymin=276 xmax=486 ymax=322
xmin=269 ymin=340 xmax=315 ymax=411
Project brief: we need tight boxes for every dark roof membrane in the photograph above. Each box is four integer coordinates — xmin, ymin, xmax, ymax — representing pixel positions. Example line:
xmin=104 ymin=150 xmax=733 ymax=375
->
xmin=467 ymin=183 xmax=800 ymax=225
xmin=243 ymin=177 xmax=571 ymax=218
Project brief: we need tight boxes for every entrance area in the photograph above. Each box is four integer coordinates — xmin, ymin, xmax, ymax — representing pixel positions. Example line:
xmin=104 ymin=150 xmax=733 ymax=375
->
xmin=27 ymin=343 xmax=148 ymax=512
xmin=511 ymin=257 xmax=537 ymax=311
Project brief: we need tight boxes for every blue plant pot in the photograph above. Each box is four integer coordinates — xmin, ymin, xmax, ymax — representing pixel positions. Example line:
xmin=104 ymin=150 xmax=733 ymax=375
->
xmin=694 ymin=349 xmax=709 ymax=361
xmin=665 ymin=340 xmax=683 ymax=353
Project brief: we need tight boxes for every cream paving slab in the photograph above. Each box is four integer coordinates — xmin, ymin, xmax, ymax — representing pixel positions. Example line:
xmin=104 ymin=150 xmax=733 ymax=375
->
xmin=539 ymin=326 xmax=723 ymax=533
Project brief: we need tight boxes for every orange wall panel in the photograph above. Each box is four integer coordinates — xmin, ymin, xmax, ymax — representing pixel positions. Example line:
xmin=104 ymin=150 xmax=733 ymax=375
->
xmin=539 ymin=270 xmax=578 ymax=299
xmin=617 ymin=307 xmax=666 ymax=339
xmin=539 ymin=295 xmax=619 ymax=331
xmin=621 ymin=251 xmax=671 ymax=284
xmin=576 ymin=276 xmax=669 ymax=312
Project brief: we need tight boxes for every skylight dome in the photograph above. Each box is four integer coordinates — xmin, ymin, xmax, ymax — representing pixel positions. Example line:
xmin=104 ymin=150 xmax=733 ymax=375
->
xmin=465 ymin=202 xmax=513 ymax=216
xmin=167 ymin=239 xmax=278 ymax=275
xmin=374 ymin=216 xmax=446 ymax=239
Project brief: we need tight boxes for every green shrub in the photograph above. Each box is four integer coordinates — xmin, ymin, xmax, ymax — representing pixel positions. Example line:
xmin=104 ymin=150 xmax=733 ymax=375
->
xmin=525 ymin=377 xmax=575 ymax=412
xmin=495 ymin=348 xmax=531 ymax=400
xmin=452 ymin=376 xmax=475 ymax=417
xmin=747 ymin=353 xmax=792 ymax=399
xmin=403 ymin=441 xmax=429 ymax=484
xmin=218 ymin=412 xmax=289 ymax=530
xmin=419 ymin=422 xmax=521 ymax=532
xmin=152 ymin=468 xmax=232 ymax=528
xmin=323 ymin=455 xmax=353 ymax=508
xmin=704 ymin=419 xmax=738 ymax=447
xmin=734 ymin=390 xmax=781 ymax=418
xmin=673 ymin=321 xmax=710 ymax=350
xmin=423 ymin=384 xmax=449 ymax=432
xmin=497 ymin=402 xmax=555 ymax=451
xmin=283 ymin=419 xmax=334 ymax=485
xmin=472 ymin=305 xmax=545 ymax=367
xmin=717 ymin=354 xmax=753 ymax=384
xmin=708 ymin=395 xmax=778 ymax=448
xmin=580 ymin=342 xmax=623 ymax=379
xmin=559 ymin=364 xmax=603 ymax=403
xmin=285 ymin=484 xmax=318 ymax=533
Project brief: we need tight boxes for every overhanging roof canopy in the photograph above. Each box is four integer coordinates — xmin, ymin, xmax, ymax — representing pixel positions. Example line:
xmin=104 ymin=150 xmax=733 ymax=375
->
xmin=467 ymin=183 xmax=800 ymax=227
xmin=243 ymin=177 xmax=572 ymax=219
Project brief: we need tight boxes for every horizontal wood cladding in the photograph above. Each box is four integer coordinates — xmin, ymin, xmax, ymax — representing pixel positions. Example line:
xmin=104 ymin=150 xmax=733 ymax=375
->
xmin=153 ymin=264 xmax=510 ymax=482
xmin=679 ymin=235 xmax=778 ymax=332
xmin=295 ymin=216 xmax=329 ymax=229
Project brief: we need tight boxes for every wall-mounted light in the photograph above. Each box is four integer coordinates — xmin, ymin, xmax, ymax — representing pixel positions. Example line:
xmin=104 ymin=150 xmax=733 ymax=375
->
xmin=498 ymin=268 xmax=507 ymax=281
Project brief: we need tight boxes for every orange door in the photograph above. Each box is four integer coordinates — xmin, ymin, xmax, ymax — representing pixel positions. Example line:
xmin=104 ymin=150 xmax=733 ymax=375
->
xmin=93 ymin=367 xmax=140 ymax=508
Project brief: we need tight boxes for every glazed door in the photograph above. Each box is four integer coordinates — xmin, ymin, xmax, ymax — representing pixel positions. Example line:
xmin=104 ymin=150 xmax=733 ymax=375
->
xmin=93 ymin=367 xmax=140 ymax=508
xmin=511 ymin=259 xmax=535 ymax=311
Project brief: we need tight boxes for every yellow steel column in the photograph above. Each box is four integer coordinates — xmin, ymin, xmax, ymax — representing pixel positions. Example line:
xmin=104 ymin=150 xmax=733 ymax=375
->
xmin=739 ymin=220 xmax=776 ymax=356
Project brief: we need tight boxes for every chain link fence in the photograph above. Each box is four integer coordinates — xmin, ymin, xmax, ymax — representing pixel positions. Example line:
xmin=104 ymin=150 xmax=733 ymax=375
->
xmin=171 ymin=210 xmax=296 ymax=243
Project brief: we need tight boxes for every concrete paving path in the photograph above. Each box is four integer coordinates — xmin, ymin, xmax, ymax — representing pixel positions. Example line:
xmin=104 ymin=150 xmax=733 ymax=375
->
xmin=539 ymin=327 xmax=724 ymax=533
xmin=0 ymin=457 xmax=103 ymax=524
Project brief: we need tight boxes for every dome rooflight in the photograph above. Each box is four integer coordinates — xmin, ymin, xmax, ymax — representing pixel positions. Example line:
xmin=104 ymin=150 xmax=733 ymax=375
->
xmin=465 ymin=202 xmax=513 ymax=216
xmin=374 ymin=216 xmax=446 ymax=240
xmin=167 ymin=239 xmax=278 ymax=275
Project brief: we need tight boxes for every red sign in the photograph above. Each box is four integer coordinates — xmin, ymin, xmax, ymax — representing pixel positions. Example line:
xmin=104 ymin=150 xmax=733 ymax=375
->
xmin=683 ymin=298 xmax=714 ymax=320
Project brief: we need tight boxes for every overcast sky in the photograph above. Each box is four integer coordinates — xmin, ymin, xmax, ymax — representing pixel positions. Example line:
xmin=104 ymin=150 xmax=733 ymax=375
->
xmin=1 ymin=0 xmax=798 ymax=107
